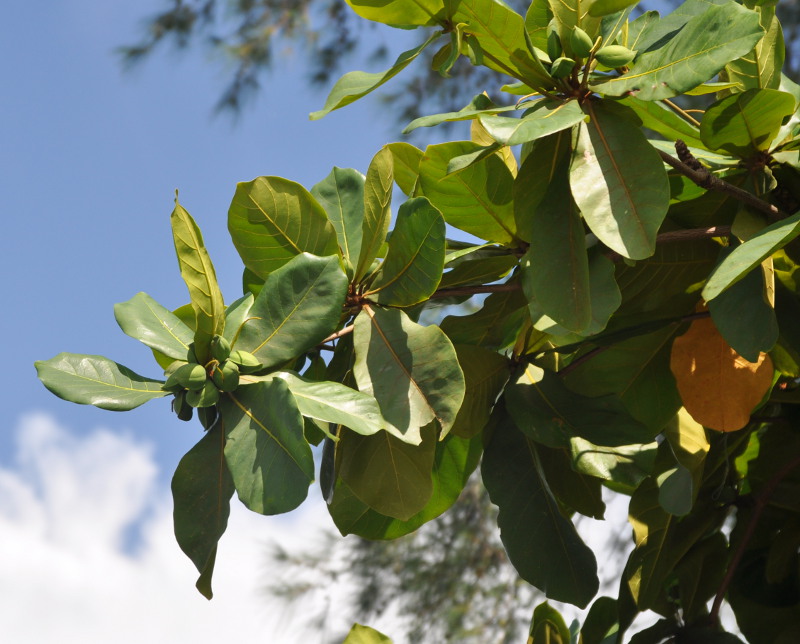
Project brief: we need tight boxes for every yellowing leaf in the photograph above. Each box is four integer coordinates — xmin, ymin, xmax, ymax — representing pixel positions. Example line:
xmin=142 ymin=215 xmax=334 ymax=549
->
xmin=669 ymin=315 xmax=773 ymax=432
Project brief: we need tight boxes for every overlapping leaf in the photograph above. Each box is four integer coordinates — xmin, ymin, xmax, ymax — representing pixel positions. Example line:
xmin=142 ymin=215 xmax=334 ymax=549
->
xmin=357 ymin=146 xmax=394 ymax=281
xmin=479 ymin=99 xmax=585 ymax=147
xmin=312 ymin=167 xmax=365 ymax=274
xmin=114 ymin=292 xmax=194 ymax=360
xmin=221 ymin=380 xmax=314 ymax=515
xmin=35 ymin=353 xmax=167 ymax=411
xmin=228 ymin=176 xmax=338 ymax=278
xmin=723 ymin=0 xmax=784 ymax=91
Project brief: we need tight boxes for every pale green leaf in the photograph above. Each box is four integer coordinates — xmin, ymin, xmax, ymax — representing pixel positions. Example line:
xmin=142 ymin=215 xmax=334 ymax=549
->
xmin=341 ymin=623 xmax=394 ymax=644
xmin=479 ymin=98 xmax=585 ymax=146
xmin=357 ymin=147 xmax=394 ymax=281
xmin=311 ymin=167 xmax=365 ymax=273
xmin=114 ymin=292 xmax=194 ymax=361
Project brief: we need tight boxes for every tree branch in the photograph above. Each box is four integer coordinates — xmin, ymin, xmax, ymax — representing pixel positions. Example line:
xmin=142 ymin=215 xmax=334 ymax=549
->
xmin=709 ymin=452 xmax=800 ymax=623
xmin=658 ymin=141 xmax=787 ymax=222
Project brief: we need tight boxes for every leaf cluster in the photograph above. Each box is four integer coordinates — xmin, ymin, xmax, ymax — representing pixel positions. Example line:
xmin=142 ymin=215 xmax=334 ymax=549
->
xmin=38 ymin=1 xmax=800 ymax=641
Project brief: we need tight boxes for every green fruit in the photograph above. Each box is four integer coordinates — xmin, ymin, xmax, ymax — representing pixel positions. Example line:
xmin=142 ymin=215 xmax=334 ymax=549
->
xmin=594 ymin=45 xmax=636 ymax=68
xmin=229 ymin=349 xmax=261 ymax=373
xmin=163 ymin=361 xmax=189 ymax=392
xmin=186 ymin=380 xmax=220 ymax=408
xmin=186 ymin=342 xmax=200 ymax=364
xmin=210 ymin=335 xmax=231 ymax=362
xmin=570 ymin=27 xmax=594 ymax=58
xmin=211 ymin=360 xmax=240 ymax=392
xmin=173 ymin=363 xmax=208 ymax=391
xmin=550 ymin=57 xmax=576 ymax=79
xmin=547 ymin=29 xmax=562 ymax=61
xmin=173 ymin=390 xmax=194 ymax=422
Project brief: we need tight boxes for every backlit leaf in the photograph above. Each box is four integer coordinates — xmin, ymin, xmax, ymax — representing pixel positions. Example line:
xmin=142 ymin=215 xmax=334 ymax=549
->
xmin=357 ymin=146 xmax=394 ymax=281
xmin=311 ymin=167 xmax=365 ymax=274
xmin=114 ymin=292 xmax=194 ymax=361
xmin=479 ymin=99 xmax=585 ymax=146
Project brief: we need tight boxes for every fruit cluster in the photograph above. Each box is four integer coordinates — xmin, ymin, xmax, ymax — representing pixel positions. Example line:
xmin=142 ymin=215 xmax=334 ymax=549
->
xmin=546 ymin=25 xmax=637 ymax=79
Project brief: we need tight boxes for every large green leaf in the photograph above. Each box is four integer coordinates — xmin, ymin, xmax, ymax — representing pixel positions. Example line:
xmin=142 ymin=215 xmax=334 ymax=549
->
xmin=171 ymin=201 xmax=225 ymax=361
xmin=311 ymin=167 xmax=365 ymax=275
xmin=570 ymin=100 xmax=670 ymax=260
xmin=521 ymin=153 xmax=591 ymax=332
xmin=365 ymin=197 xmax=445 ymax=306
xmin=328 ymin=431 xmax=482 ymax=539
xmin=590 ymin=2 xmax=764 ymax=101
xmin=345 ymin=0 xmax=442 ymax=27
xmin=336 ymin=423 xmax=436 ymax=521
xmin=35 ymin=353 xmax=167 ymax=411
xmin=482 ymin=409 xmax=599 ymax=607
xmin=700 ymin=88 xmax=796 ymax=157
xmin=449 ymin=345 xmax=510 ymax=439
xmin=506 ymin=363 xmax=653 ymax=448
xmin=703 ymin=212 xmax=800 ymax=301
xmin=479 ymin=99 xmax=585 ymax=146
xmin=723 ymin=0 xmax=784 ymax=92
xmin=310 ymin=32 xmax=441 ymax=119
xmin=172 ymin=423 xmax=235 ymax=600
xmin=547 ymin=0 xmax=602 ymax=50
xmin=616 ymin=97 xmax=705 ymax=150
xmin=220 ymin=380 xmax=314 ymax=515
xmin=357 ymin=147 xmax=394 ymax=281
xmin=708 ymin=248 xmax=778 ymax=362
xmin=403 ymin=93 xmax=516 ymax=134
xmin=570 ymin=437 xmax=657 ymax=495
xmin=270 ymin=371 xmax=388 ymax=439
xmin=440 ymin=285 xmax=528 ymax=350
xmin=228 ymin=176 xmax=338 ymax=279
xmin=353 ymin=305 xmax=465 ymax=441
xmin=449 ymin=0 xmax=553 ymax=87
xmin=236 ymin=253 xmax=348 ymax=368
xmin=114 ymin=292 xmax=194 ymax=361
xmin=384 ymin=142 xmax=422 ymax=196
xmin=419 ymin=141 xmax=518 ymax=244
xmin=438 ymin=254 xmax=517 ymax=289
xmin=525 ymin=0 xmax=550 ymax=51
xmin=221 ymin=294 xmax=254 ymax=345
xmin=537 ymin=444 xmax=605 ymax=519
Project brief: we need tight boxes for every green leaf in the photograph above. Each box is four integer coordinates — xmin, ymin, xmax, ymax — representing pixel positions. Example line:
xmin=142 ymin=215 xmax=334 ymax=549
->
xmin=172 ymin=423 xmax=235 ymax=600
xmin=506 ymin=363 xmax=653 ymax=448
xmin=357 ymin=146 xmax=394 ymax=281
xmin=440 ymin=286 xmax=528 ymax=350
xmin=344 ymin=0 xmax=442 ymax=27
xmin=450 ymin=0 xmax=554 ymax=87
xmin=403 ymin=93 xmax=516 ymax=134
xmin=311 ymin=167 xmax=365 ymax=275
xmin=570 ymin=100 xmax=670 ymax=260
xmin=114 ymin=292 xmax=194 ymax=361
xmin=708 ymin=248 xmax=778 ymax=362
xmin=525 ymin=0 xmax=550 ymax=52
xmin=580 ymin=597 xmax=619 ymax=644
xmin=590 ymin=2 xmax=764 ymax=101
xmin=341 ymin=623 xmax=393 ymax=644
xmin=336 ymin=423 xmax=436 ymax=521
xmin=570 ymin=437 xmax=657 ymax=494
xmin=438 ymin=254 xmax=518 ymax=289
xmin=449 ymin=344 xmax=510 ymax=439
xmin=419 ymin=141 xmax=518 ymax=244
xmin=220 ymin=380 xmax=314 ymax=515
xmin=529 ymin=601 xmax=571 ymax=643
xmin=548 ymin=0 xmax=602 ymax=52
xmin=589 ymin=0 xmax=640 ymax=18
xmin=537 ymin=443 xmax=605 ymax=519
xmin=365 ymin=197 xmax=445 ymax=306
xmin=329 ymin=431 xmax=483 ymax=538
xmin=723 ymin=0 xmax=784 ymax=91
xmin=221 ymin=294 xmax=254 ymax=345
xmin=228 ymin=176 xmax=338 ymax=279
xmin=271 ymin=371 xmax=389 ymax=439
xmin=311 ymin=32 xmax=441 ymax=119
xmin=384 ymin=142 xmax=422 ymax=196
xmin=171 ymin=200 xmax=225 ymax=361
xmin=482 ymin=408 xmax=599 ymax=607
xmin=521 ymin=151 xmax=591 ymax=332
xmin=353 ymin=305 xmax=465 ymax=441
xmin=700 ymin=88 xmax=796 ymax=157
xmin=616 ymin=97 xmax=705 ymax=149
xmin=236 ymin=253 xmax=348 ymax=368
xmin=703 ymin=212 xmax=800 ymax=301
xmin=479 ymin=99 xmax=585 ymax=146
xmin=35 ymin=353 xmax=167 ymax=411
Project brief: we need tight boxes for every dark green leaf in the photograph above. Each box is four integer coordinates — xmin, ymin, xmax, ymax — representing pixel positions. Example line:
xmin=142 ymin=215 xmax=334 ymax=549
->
xmin=236 ymin=253 xmax=348 ymax=368
xmin=590 ymin=2 xmax=764 ymax=100
xmin=570 ymin=100 xmax=670 ymax=260
xmin=221 ymin=380 xmax=314 ymax=515
xmin=482 ymin=410 xmax=599 ymax=607
xmin=311 ymin=167 xmax=365 ymax=274
xmin=616 ymin=96 xmax=705 ymax=149
xmin=419 ymin=141 xmax=518 ymax=244
xmin=438 ymin=254 xmax=517 ymax=289
xmin=570 ymin=437 xmax=657 ymax=494
xmin=228 ymin=176 xmax=338 ymax=279
xmin=171 ymin=200 xmax=225 ymax=361
xmin=365 ymin=197 xmax=445 ymax=306
xmin=353 ymin=305 xmax=465 ymax=441
xmin=580 ymin=596 xmax=619 ymax=644
xmin=172 ymin=423 xmax=235 ymax=600
xmin=449 ymin=344 xmax=510 ymax=439
xmin=529 ymin=601 xmax=570 ymax=643
xmin=537 ymin=443 xmax=605 ymax=519
xmin=35 ymin=353 xmax=167 ymax=411
xmin=114 ymin=292 xmax=194 ymax=361
xmin=440 ymin=286 xmax=528 ymax=350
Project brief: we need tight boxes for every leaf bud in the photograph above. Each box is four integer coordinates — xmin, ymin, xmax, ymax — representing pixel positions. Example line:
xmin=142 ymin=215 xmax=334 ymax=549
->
xmin=594 ymin=45 xmax=637 ymax=68
xmin=550 ymin=57 xmax=576 ymax=79
xmin=570 ymin=26 xmax=594 ymax=58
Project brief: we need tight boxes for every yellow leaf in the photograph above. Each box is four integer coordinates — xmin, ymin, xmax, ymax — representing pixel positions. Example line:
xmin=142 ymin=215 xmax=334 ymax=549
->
xmin=669 ymin=315 xmax=773 ymax=432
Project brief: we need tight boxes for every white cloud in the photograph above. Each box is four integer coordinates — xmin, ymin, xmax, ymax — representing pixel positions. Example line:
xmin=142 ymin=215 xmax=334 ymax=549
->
xmin=0 ymin=413 xmax=335 ymax=643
